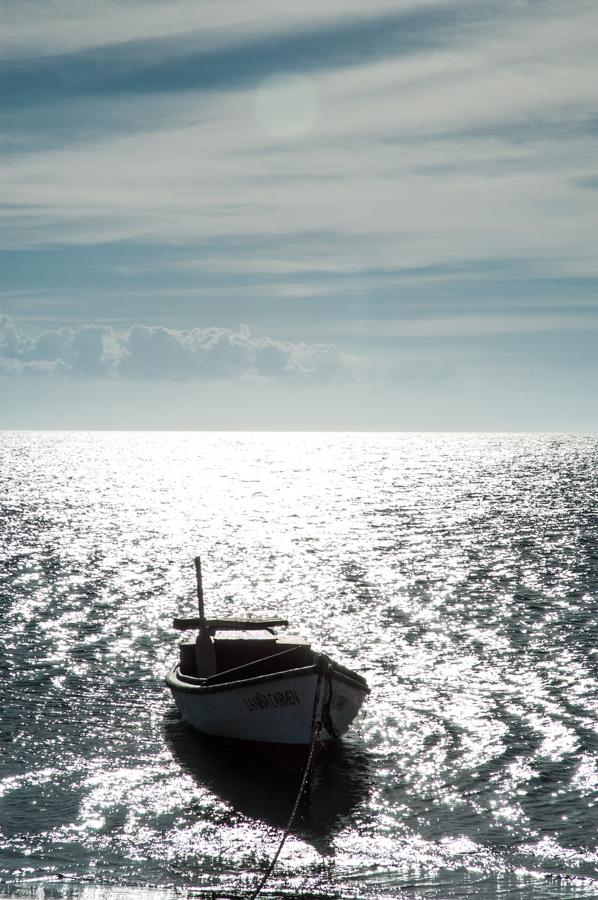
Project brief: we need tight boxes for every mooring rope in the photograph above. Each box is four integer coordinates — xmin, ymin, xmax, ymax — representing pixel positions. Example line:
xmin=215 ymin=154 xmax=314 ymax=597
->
xmin=319 ymin=663 xmax=340 ymax=741
xmin=248 ymin=662 xmax=329 ymax=900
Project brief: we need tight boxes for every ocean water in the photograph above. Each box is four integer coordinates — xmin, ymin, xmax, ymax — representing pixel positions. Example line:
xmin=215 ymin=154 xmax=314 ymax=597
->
xmin=1 ymin=431 xmax=597 ymax=900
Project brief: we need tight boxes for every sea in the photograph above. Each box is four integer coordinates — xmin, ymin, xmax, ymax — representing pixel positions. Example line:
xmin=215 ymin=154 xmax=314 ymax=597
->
xmin=1 ymin=431 xmax=597 ymax=900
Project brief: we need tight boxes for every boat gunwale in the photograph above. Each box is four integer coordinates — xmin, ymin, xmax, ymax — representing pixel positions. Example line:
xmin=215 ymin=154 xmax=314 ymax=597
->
xmin=165 ymin=661 xmax=370 ymax=696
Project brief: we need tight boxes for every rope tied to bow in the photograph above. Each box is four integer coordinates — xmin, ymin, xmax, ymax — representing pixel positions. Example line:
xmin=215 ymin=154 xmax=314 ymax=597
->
xmin=249 ymin=658 xmax=332 ymax=899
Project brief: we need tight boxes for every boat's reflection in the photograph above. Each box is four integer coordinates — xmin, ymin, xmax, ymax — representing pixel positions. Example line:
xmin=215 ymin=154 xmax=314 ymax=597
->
xmin=163 ymin=709 xmax=372 ymax=851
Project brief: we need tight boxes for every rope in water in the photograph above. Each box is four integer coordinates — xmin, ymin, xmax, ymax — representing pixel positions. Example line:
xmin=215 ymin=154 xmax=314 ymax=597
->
xmin=248 ymin=661 xmax=328 ymax=900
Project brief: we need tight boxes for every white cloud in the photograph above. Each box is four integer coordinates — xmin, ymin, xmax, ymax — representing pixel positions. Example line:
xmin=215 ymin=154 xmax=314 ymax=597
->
xmin=0 ymin=314 xmax=360 ymax=382
xmin=0 ymin=314 xmax=465 ymax=387
xmin=322 ymin=312 xmax=598 ymax=339
xmin=3 ymin=3 xmax=598 ymax=428
xmin=3 ymin=1 xmax=598 ymax=279
xmin=1 ymin=0 xmax=452 ymax=59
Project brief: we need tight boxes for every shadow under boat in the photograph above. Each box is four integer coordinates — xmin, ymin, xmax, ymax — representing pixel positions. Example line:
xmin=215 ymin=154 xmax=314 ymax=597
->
xmin=163 ymin=708 xmax=372 ymax=851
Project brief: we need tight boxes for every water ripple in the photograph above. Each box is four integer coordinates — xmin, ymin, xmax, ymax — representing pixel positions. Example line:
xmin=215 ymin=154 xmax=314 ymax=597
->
xmin=1 ymin=432 xmax=597 ymax=899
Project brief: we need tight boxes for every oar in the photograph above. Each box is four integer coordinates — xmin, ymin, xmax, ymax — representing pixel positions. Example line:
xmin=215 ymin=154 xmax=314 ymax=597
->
xmin=193 ymin=556 xmax=217 ymax=677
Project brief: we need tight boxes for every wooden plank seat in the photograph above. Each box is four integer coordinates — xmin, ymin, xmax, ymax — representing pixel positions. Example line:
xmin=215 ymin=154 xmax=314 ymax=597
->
xmin=173 ymin=617 xmax=289 ymax=632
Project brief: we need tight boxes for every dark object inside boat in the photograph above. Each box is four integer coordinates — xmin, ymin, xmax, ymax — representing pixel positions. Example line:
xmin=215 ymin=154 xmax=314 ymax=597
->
xmin=177 ymin=636 xmax=314 ymax=684
xmin=176 ymin=634 xmax=369 ymax=696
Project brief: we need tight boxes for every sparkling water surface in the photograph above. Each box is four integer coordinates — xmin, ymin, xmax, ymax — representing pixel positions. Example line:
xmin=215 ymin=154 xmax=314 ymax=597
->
xmin=1 ymin=432 xmax=597 ymax=900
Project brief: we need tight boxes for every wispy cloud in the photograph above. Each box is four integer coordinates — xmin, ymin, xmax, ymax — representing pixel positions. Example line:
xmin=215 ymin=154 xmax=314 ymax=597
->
xmin=3 ymin=0 xmax=598 ymax=281
xmin=325 ymin=312 xmax=598 ymax=339
xmin=1 ymin=0 xmax=456 ymax=61
xmin=2 ymin=0 xmax=598 ymax=429
xmin=4 ymin=5 xmax=472 ymax=107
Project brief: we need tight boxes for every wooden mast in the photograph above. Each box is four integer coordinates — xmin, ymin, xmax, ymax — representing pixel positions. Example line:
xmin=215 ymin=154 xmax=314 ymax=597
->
xmin=193 ymin=556 xmax=217 ymax=677
xmin=195 ymin=555 xmax=205 ymax=620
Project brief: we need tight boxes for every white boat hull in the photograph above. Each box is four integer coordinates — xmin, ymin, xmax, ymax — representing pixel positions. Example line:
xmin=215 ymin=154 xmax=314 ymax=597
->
xmin=166 ymin=663 xmax=367 ymax=746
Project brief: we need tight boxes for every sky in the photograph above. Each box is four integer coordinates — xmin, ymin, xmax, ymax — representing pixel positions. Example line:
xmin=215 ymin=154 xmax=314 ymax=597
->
xmin=1 ymin=0 xmax=598 ymax=429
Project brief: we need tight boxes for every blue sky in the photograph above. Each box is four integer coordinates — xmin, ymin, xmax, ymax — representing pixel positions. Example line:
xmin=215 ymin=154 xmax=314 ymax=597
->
xmin=2 ymin=0 xmax=598 ymax=429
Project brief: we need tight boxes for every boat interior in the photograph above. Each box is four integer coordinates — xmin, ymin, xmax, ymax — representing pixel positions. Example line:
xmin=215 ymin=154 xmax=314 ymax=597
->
xmin=178 ymin=635 xmax=315 ymax=684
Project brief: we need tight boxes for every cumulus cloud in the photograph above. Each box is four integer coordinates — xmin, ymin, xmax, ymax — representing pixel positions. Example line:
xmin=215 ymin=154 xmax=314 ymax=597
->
xmin=0 ymin=316 xmax=116 ymax=376
xmin=0 ymin=314 xmax=359 ymax=383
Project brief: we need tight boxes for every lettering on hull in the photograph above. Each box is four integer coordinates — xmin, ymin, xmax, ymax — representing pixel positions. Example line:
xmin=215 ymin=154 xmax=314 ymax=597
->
xmin=244 ymin=688 xmax=301 ymax=712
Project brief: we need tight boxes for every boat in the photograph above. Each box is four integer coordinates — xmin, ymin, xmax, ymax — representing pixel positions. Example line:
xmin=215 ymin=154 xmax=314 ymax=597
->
xmin=165 ymin=557 xmax=369 ymax=769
